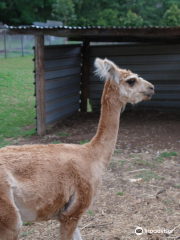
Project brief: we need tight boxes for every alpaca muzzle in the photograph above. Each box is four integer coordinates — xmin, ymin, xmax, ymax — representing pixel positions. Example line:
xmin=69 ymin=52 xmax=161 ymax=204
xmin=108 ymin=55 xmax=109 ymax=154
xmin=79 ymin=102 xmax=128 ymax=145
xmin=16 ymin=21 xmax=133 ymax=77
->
xmin=142 ymin=89 xmax=155 ymax=100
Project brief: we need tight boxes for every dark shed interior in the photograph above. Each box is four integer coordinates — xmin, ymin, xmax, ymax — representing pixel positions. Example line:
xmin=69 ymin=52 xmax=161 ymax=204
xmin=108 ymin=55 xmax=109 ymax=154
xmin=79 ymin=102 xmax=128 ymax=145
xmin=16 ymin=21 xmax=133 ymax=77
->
xmin=6 ymin=25 xmax=180 ymax=135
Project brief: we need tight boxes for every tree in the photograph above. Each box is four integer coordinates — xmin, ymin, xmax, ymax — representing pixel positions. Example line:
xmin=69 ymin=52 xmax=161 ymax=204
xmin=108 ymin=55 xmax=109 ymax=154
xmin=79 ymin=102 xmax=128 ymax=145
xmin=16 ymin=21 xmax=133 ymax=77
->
xmin=119 ymin=0 xmax=165 ymax=26
xmin=0 ymin=2 xmax=6 ymax=10
xmin=73 ymin=0 xmax=103 ymax=26
xmin=52 ymin=0 xmax=76 ymax=25
xmin=119 ymin=10 xmax=143 ymax=27
xmin=1 ymin=0 xmax=179 ymax=28
xmin=159 ymin=5 xmax=180 ymax=26
xmin=0 ymin=0 xmax=56 ymax=26
xmin=163 ymin=0 xmax=180 ymax=8
xmin=97 ymin=9 xmax=119 ymax=27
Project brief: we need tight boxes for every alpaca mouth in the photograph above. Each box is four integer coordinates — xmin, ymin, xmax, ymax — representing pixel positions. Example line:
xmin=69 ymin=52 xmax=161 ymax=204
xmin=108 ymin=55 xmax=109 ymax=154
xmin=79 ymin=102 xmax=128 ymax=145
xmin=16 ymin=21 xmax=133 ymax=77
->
xmin=142 ymin=91 xmax=154 ymax=100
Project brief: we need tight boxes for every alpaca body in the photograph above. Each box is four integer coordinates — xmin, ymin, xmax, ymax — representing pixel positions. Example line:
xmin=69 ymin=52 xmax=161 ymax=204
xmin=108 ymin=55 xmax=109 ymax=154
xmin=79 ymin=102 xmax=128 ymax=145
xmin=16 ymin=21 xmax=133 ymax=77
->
xmin=0 ymin=144 xmax=104 ymax=240
xmin=0 ymin=143 xmax=102 ymax=222
xmin=0 ymin=58 xmax=154 ymax=240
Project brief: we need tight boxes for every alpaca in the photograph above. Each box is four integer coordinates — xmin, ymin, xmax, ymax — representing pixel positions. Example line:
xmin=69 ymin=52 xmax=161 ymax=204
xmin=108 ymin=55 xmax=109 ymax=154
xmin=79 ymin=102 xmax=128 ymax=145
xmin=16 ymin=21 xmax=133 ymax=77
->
xmin=0 ymin=58 xmax=154 ymax=240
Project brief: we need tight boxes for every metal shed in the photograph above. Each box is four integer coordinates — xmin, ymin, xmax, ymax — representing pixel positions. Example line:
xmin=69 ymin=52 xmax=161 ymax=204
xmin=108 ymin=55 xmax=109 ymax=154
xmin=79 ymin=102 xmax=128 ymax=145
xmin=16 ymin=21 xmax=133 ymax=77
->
xmin=6 ymin=25 xmax=180 ymax=135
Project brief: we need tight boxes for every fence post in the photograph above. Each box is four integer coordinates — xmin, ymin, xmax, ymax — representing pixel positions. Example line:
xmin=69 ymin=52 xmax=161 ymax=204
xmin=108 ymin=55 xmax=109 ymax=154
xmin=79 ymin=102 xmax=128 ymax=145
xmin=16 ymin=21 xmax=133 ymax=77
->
xmin=80 ymin=38 xmax=90 ymax=112
xmin=21 ymin=35 xmax=24 ymax=57
xmin=4 ymin=31 xmax=6 ymax=58
xmin=35 ymin=35 xmax=46 ymax=136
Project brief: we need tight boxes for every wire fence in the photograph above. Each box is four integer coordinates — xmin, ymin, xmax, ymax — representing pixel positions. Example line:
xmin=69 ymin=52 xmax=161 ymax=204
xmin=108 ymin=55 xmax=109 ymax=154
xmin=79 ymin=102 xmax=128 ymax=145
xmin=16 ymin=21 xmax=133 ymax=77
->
xmin=0 ymin=34 xmax=66 ymax=58
xmin=0 ymin=32 xmax=124 ymax=59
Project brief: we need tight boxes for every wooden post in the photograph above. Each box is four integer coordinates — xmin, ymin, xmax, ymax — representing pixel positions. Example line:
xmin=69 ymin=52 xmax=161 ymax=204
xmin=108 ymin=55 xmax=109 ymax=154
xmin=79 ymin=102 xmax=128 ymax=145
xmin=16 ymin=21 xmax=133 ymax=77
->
xmin=4 ymin=31 xmax=6 ymax=58
xmin=21 ymin=35 xmax=24 ymax=57
xmin=80 ymin=38 xmax=90 ymax=112
xmin=35 ymin=35 xmax=46 ymax=136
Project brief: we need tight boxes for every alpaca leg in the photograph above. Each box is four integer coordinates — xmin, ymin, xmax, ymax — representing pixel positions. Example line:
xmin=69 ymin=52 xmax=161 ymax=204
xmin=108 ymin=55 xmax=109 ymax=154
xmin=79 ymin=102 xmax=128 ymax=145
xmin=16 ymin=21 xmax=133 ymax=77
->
xmin=73 ymin=227 xmax=83 ymax=240
xmin=59 ymin=219 xmax=83 ymax=240
xmin=0 ymin=195 xmax=22 ymax=240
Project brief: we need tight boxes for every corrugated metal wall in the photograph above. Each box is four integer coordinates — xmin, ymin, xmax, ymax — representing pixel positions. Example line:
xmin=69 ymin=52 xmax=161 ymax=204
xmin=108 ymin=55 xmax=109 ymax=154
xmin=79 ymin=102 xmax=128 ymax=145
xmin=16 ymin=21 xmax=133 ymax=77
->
xmin=44 ymin=44 xmax=81 ymax=124
xmin=89 ymin=43 xmax=180 ymax=111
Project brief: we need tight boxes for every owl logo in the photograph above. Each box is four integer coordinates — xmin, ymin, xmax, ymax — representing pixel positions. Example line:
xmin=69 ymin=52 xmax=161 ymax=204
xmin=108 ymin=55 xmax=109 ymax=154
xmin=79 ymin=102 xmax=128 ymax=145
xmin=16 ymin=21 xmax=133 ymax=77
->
xmin=135 ymin=227 xmax=143 ymax=235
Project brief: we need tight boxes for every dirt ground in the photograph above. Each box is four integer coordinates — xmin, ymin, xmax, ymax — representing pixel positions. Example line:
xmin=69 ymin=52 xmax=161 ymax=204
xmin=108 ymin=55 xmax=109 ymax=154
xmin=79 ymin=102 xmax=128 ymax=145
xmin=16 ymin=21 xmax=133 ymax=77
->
xmin=15 ymin=111 xmax=180 ymax=240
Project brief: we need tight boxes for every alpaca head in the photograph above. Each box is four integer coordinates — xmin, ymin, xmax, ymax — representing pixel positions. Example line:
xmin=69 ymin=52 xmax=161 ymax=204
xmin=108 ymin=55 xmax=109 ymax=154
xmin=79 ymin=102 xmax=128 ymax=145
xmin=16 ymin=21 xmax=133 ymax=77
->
xmin=94 ymin=58 xmax=154 ymax=105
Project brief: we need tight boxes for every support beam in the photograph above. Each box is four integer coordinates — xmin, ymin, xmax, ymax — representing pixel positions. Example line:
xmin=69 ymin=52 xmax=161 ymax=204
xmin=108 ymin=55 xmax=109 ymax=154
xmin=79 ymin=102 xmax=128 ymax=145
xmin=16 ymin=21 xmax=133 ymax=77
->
xmin=35 ymin=35 xmax=46 ymax=136
xmin=81 ymin=38 xmax=90 ymax=112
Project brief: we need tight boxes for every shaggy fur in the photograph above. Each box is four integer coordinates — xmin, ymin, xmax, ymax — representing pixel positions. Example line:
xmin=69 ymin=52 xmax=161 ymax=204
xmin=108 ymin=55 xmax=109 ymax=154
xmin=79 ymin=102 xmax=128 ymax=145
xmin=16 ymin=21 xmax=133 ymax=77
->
xmin=0 ymin=58 xmax=154 ymax=240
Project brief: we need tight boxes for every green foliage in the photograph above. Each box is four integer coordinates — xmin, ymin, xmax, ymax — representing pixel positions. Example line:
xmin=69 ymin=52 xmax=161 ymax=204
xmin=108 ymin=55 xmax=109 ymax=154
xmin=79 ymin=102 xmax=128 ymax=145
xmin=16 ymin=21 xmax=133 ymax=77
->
xmin=58 ymin=132 xmax=70 ymax=137
xmin=51 ymin=141 xmax=61 ymax=144
xmin=114 ymin=150 xmax=120 ymax=154
xmin=133 ymin=158 xmax=154 ymax=167
xmin=87 ymin=99 xmax=92 ymax=112
xmin=155 ymin=151 xmax=178 ymax=163
xmin=2 ymin=0 xmax=180 ymax=31
xmin=160 ymin=5 xmax=180 ymax=26
xmin=23 ymin=222 xmax=32 ymax=226
xmin=118 ymin=160 xmax=125 ymax=166
xmin=136 ymin=170 xmax=162 ymax=182
xmin=160 ymin=151 xmax=178 ymax=158
xmin=88 ymin=210 xmax=94 ymax=215
xmin=119 ymin=10 xmax=143 ymax=27
xmin=22 ymin=230 xmax=34 ymax=236
xmin=0 ymin=0 xmax=56 ymax=25
xmin=120 ymin=0 xmax=165 ymax=26
xmin=0 ymin=2 xmax=6 ymax=10
xmin=52 ymin=0 xmax=76 ymax=25
xmin=97 ymin=9 xmax=119 ymax=27
xmin=79 ymin=140 xmax=90 ymax=145
xmin=117 ymin=192 xmax=123 ymax=196
xmin=164 ymin=0 xmax=180 ymax=8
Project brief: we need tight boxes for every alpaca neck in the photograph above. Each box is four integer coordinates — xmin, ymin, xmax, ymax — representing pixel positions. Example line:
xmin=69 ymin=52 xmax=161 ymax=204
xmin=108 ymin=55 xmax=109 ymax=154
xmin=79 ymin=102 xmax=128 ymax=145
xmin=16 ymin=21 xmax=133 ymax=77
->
xmin=90 ymin=79 xmax=123 ymax=169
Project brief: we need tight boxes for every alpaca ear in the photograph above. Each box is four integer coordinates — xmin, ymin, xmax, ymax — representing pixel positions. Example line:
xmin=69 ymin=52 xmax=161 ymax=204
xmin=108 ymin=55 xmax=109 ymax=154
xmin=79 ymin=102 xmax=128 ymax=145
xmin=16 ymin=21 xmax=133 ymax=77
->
xmin=94 ymin=58 xmax=120 ymax=83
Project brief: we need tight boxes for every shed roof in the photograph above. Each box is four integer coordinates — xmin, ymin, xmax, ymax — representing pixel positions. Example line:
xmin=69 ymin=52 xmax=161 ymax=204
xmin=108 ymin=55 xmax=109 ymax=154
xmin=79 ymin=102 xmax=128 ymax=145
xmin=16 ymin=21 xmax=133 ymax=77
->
xmin=5 ymin=25 xmax=180 ymax=42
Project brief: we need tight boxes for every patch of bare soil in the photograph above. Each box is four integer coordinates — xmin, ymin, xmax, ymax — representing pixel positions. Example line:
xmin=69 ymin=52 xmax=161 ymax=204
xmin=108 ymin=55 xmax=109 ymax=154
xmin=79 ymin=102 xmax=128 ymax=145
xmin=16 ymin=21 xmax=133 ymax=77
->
xmin=17 ymin=111 xmax=180 ymax=151
xmin=15 ymin=111 xmax=180 ymax=240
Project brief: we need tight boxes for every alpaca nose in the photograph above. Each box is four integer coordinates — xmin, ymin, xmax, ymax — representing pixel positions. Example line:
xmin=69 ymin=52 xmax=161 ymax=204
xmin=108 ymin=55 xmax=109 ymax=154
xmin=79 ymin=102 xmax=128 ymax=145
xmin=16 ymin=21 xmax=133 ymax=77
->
xmin=148 ymin=85 xmax=155 ymax=95
xmin=148 ymin=86 xmax=154 ymax=91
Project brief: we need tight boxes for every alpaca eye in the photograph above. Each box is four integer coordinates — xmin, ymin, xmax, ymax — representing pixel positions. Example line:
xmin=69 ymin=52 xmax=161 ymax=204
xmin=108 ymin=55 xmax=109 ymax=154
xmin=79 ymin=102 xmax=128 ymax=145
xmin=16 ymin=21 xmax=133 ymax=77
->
xmin=127 ymin=79 xmax=136 ymax=86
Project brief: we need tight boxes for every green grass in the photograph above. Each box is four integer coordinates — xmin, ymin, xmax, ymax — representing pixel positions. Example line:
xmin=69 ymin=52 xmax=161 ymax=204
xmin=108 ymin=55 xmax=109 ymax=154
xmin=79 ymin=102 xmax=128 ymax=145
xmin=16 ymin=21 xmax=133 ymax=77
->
xmin=87 ymin=99 xmax=92 ymax=112
xmin=58 ymin=132 xmax=70 ymax=137
xmin=133 ymin=159 xmax=156 ymax=168
xmin=136 ymin=170 xmax=163 ymax=182
xmin=0 ymin=56 xmax=35 ymax=148
xmin=117 ymin=192 xmax=123 ymax=196
xmin=0 ymin=136 xmax=11 ymax=148
xmin=114 ymin=150 xmax=120 ymax=154
xmin=79 ymin=140 xmax=90 ymax=145
xmin=23 ymin=222 xmax=32 ymax=226
xmin=155 ymin=151 xmax=178 ymax=163
xmin=129 ymin=154 xmax=142 ymax=158
xmin=160 ymin=151 xmax=178 ymax=158
xmin=22 ymin=230 xmax=34 ymax=236
xmin=88 ymin=210 xmax=94 ymax=215
xmin=118 ymin=160 xmax=125 ymax=166
xmin=51 ymin=141 xmax=61 ymax=144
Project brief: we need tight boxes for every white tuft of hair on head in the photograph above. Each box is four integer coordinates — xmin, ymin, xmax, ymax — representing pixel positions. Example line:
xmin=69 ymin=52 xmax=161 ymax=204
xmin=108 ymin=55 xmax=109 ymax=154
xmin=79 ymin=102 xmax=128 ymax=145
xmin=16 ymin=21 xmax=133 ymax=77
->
xmin=94 ymin=58 xmax=120 ymax=84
